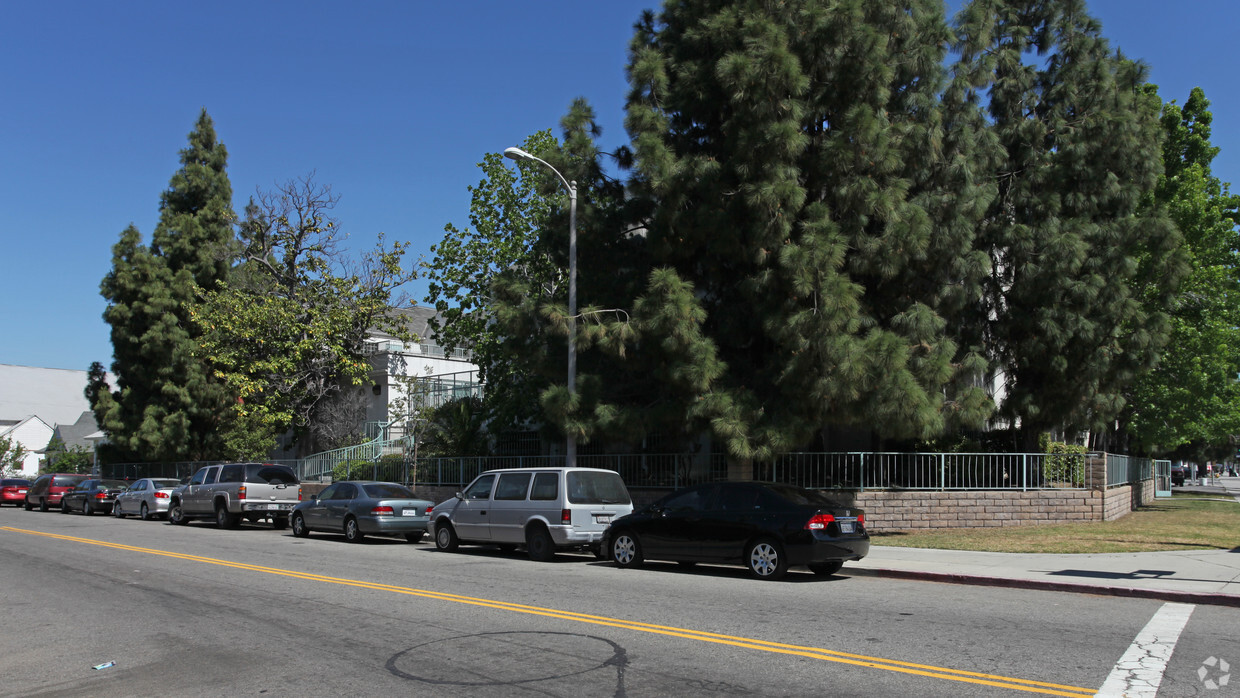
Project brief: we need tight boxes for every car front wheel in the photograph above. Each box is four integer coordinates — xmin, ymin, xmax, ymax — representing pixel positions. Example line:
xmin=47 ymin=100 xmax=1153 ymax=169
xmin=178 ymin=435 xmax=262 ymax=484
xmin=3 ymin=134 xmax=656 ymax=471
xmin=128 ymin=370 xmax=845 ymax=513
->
xmin=611 ymin=530 xmax=643 ymax=568
xmin=168 ymin=502 xmax=187 ymax=525
xmin=434 ymin=521 xmax=459 ymax=552
xmin=61 ymin=500 xmax=71 ymax=514
xmin=292 ymin=513 xmax=311 ymax=538
xmin=747 ymin=538 xmax=788 ymax=580
xmin=114 ymin=502 xmax=124 ymax=518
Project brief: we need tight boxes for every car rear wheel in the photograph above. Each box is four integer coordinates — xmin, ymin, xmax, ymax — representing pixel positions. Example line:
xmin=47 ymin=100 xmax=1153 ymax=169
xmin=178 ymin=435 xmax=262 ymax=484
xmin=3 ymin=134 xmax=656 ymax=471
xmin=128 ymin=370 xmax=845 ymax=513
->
xmin=40 ymin=498 xmax=49 ymax=512
xmin=140 ymin=502 xmax=150 ymax=521
xmin=526 ymin=526 xmax=556 ymax=562
xmin=292 ymin=513 xmax=311 ymax=538
xmin=808 ymin=561 xmax=844 ymax=577
xmin=216 ymin=506 xmax=240 ymax=529
xmin=747 ymin=539 xmax=788 ymax=580
xmin=343 ymin=517 xmax=365 ymax=543
xmin=82 ymin=500 xmax=93 ymax=516
xmin=434 ymin=521 xmax=459 ymax=552
xmin=611 ymin=530 xmax=643 ymax=568
xmin=405 ymin=531 xmax=424 ymax=543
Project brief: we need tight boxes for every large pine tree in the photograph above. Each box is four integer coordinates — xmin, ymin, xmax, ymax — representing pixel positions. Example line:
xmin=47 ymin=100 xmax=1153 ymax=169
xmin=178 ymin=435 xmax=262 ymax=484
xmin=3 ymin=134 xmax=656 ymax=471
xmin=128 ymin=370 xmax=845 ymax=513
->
xmin=90 ymin=109 xmax=236 ymax=462
xmin=954 ymin=0 xmax=1184 ymax=448
xmin=622 ymin=0 xmax=995 ymax=459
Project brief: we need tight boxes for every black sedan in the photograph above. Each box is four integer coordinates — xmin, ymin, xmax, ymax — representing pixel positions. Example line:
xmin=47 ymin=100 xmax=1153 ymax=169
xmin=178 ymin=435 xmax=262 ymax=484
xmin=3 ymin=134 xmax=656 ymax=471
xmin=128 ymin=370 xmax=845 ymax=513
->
xmin=291 ymin=481 xmax=433 ymax=543
xmin=59 ymin=479 xmax=129 ymax=515
xmin=606 ymin=482 xmax=869 ymax=580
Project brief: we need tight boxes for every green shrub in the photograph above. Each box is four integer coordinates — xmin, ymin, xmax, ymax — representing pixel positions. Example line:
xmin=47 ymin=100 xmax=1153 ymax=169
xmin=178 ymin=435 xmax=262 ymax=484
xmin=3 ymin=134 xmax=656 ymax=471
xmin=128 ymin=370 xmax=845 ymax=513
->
xmin=332 ymin=459 xmax=373 ymax=482
xmin=1044 ymin=441 xmax=1087 ymax=486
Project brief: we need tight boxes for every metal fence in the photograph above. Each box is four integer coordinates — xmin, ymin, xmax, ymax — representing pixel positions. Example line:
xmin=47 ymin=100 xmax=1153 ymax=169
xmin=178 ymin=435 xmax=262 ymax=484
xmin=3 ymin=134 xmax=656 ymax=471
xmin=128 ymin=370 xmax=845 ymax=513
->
xmin=759 ymin=451 xmax=1145 ymax=491
xmin=298 ymin=452 xmax=730 ymax=491
xmin=101 ymin=451 xmax=1151 ymax=493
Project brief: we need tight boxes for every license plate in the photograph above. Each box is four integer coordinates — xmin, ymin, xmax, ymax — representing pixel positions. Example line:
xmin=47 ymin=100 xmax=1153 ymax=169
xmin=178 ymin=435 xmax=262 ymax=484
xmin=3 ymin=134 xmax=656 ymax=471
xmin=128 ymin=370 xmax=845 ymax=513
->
xmin=595 ymin=515 xmax=612 ymax=524
xmin=17 ymin=489 xmax=27 ymax=495
xmin=401 ymin=510 xmax=420 ymax=517
xmin=839 ymin=522 xmax=854 ymax=534
xmin=267 ymin=503 xmax=290 ymax=511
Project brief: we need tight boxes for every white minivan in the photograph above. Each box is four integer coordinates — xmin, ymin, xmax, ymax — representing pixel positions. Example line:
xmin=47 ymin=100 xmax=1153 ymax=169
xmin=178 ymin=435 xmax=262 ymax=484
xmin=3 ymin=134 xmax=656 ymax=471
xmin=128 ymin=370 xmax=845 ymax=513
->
xmin=430 ymin=467 xmax=634 ymax=561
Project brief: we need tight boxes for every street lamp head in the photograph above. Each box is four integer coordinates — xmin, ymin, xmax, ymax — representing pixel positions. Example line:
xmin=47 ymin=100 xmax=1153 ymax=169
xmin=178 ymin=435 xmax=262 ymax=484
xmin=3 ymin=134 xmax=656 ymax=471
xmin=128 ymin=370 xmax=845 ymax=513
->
xmin=504 ymin=147 xmax=533 ymax=162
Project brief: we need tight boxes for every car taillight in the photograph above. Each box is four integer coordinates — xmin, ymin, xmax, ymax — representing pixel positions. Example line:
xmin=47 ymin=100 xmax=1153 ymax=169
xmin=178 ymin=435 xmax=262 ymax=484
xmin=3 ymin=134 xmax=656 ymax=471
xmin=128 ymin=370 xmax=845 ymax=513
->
xmin=425 ymin=505 xmax=432 ymax=516
xmin=155 ymin=492 xmax=169 ymax=499
xmin=561 ymin=508 xmax=571 ymax=525
xmin=806 ymin=514 xmax=836 ymax=530
xmin=238 ymin=485 xmax=246 ymax=500
xmin=857 ymin=512 xmax=865 ymax=525
xmin=298 ymin=486 xmax=303 ymax=501
xmin=372 ymin=506 xmax=394 ymax=516
xmin=95 ymin=492 xmax=108 ymax=500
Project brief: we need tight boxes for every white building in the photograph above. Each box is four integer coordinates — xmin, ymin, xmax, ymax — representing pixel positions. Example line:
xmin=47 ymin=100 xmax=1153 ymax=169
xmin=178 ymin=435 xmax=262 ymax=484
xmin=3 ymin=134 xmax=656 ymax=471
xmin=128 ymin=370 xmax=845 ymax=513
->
xmin=363 ymin=308 xmax=480 ymax=440
xmin=0 ymin=364 xmax=105 ymax=475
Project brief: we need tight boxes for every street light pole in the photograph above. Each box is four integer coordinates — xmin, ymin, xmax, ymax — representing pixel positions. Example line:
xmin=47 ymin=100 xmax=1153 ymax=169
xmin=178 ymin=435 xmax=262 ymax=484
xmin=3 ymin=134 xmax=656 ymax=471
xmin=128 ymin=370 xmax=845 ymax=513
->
xmin=504 ymin=147 xmax=578 ymax=467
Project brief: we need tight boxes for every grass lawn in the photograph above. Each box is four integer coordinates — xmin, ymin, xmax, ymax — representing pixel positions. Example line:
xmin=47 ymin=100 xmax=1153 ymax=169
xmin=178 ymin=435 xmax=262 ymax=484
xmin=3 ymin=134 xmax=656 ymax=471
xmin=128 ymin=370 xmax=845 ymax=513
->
xmin=871 ymin=492 xmax=1240 ymax=554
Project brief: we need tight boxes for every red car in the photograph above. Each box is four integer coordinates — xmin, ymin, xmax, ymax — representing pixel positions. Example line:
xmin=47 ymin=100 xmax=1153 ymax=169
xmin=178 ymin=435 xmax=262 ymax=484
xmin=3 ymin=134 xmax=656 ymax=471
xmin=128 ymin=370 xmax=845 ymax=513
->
xmin=1 ymin=478 xmax=32 ymax=506
xmin=23 ymin=473 xmax=90 ymax=511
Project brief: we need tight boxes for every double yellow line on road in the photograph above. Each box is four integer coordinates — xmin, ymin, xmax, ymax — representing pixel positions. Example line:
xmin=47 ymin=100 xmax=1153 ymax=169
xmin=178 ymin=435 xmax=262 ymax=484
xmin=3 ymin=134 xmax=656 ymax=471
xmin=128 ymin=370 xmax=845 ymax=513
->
xmin=4 ymin=526 xmax=1095 ymax=696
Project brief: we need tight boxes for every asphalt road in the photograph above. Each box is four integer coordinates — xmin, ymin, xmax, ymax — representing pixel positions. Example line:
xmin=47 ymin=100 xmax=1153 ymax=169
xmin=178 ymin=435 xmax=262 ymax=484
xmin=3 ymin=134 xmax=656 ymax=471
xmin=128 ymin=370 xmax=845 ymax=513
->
xmin=1 ymin=505 xmax=1237 ymax=697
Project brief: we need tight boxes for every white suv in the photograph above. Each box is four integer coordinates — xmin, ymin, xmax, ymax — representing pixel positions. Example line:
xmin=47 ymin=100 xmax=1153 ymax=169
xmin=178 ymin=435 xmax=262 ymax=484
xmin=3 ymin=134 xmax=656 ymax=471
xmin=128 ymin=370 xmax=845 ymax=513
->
xmin=430 ymin=467 xmax=633 ymax=561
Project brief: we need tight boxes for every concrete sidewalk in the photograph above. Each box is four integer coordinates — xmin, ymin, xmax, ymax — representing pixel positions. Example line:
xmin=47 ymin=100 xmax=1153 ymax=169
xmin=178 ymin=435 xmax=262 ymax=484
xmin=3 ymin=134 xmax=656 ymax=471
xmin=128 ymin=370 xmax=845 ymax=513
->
xmin=849 ymin=477 xmax=1240 ymax=607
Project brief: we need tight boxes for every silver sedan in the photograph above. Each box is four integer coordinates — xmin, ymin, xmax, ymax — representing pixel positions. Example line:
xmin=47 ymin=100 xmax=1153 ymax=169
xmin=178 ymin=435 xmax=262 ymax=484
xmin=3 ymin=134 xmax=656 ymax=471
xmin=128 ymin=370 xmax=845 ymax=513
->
xmin=113 ymin=478 xmax=182 ymax=520
xmin=291 ymin=481 xmax=433 ymax=543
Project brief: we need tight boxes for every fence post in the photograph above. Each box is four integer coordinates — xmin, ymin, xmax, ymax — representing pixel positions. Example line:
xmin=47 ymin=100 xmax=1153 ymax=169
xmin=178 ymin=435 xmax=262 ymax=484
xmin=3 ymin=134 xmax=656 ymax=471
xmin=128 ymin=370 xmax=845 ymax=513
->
xmin=939 ymin=453 xmax=946 ymax=490
xmin=859 ymin=452 xmax=866 ymax=492
xmin=1022 ymin=453 xmax=1027 ymax=491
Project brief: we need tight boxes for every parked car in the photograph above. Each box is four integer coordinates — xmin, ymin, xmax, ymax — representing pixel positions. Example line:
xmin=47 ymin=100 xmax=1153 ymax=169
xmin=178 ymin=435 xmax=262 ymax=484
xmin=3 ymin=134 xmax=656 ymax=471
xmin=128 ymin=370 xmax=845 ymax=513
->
xmin=169 ymin=462 xmax=301 ymax=529
xmin=60 ymin=479 xmax=129 ymax=515
xmin=430 ymin=467 xmax=634 ymax=561
xmin=1170 ymin=464 xmax=1188 ymax=487
xmin=291 ymin=481 xmax=433 ymax=543
xmin=113 ymin=478 xmax=182 ymax=520
xmin=24 ymin=473 xmax=90 ymax=511
xmin=1 ymin=478 xmax=32 ymax=506
xmin=605 ymin=481 xmax=870 ymax=581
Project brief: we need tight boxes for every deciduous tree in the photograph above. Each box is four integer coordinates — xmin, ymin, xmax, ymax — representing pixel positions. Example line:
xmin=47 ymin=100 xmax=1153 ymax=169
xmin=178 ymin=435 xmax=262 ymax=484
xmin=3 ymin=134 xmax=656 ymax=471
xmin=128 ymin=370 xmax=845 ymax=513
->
xmin=191 ymin=175 xmax=419 ymax=456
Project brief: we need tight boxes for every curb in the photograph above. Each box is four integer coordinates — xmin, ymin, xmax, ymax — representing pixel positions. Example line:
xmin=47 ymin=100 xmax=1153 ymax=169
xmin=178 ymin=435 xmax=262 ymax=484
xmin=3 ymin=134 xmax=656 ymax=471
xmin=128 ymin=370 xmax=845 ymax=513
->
xmin=849 ymin=567 xmax=1240 ymax=608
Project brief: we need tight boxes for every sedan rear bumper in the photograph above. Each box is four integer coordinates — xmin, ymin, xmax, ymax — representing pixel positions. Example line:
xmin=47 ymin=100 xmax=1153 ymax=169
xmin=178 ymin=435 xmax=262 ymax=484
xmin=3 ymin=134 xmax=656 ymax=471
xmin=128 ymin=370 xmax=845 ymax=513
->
xmin=785 ymin=536 xmax=870 ymax=566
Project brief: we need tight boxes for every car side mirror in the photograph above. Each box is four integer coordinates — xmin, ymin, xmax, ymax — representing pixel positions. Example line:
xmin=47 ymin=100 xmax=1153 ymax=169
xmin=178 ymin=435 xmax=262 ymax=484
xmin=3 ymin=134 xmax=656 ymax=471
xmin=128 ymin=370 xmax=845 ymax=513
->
xmin=310 ymin=495 xmax=318 ymax=502
xmin=454 ymin=491 xmax=464 ymax=500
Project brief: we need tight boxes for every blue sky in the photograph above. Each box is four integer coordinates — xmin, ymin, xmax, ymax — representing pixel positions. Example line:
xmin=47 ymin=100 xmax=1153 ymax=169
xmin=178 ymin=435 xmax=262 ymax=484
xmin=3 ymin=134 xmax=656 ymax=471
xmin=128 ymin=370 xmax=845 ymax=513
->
xmin=3 ymin=1 xmax=1237 ymax=372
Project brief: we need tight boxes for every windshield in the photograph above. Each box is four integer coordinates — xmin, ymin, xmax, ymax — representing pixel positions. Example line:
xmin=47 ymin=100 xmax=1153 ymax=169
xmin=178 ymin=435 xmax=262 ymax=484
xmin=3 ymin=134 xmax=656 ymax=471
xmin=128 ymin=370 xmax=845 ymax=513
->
xmin=566 ymin=471 xmax=631 ymax=505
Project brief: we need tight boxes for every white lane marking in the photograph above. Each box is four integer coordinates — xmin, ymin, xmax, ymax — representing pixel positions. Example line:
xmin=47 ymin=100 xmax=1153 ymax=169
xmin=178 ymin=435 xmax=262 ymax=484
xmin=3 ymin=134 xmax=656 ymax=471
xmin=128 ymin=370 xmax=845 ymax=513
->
xmin=1096 ymin=602 xmax=1195 ymax=697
